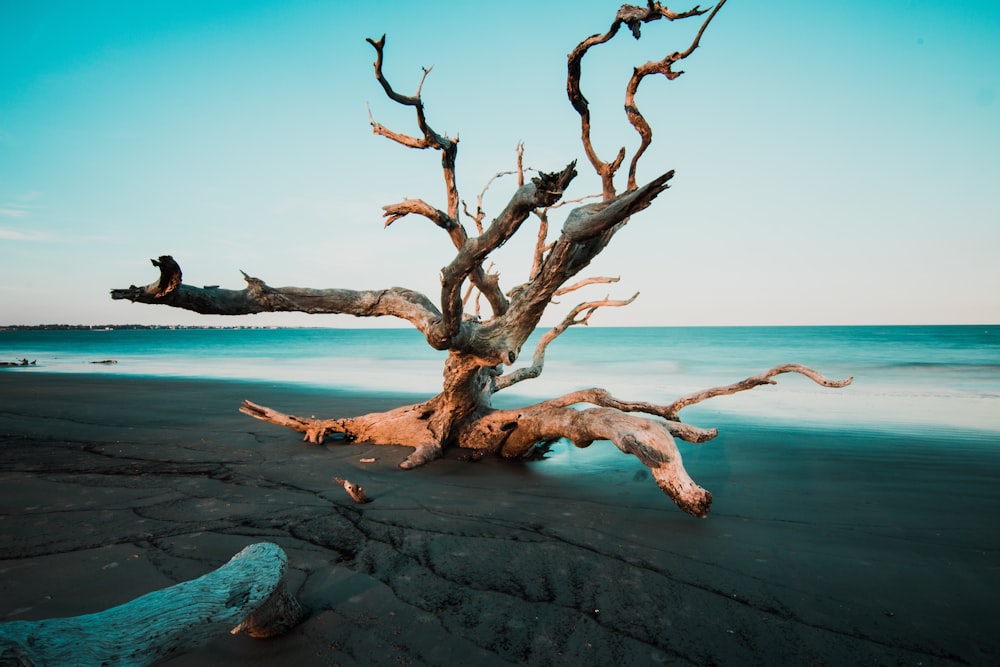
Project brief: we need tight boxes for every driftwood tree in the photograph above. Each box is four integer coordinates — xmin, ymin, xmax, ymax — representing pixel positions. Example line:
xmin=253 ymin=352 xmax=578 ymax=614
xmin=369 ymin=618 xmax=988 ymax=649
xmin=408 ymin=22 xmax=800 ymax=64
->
xmin=111 ymin=1 xmax=850 ymax=518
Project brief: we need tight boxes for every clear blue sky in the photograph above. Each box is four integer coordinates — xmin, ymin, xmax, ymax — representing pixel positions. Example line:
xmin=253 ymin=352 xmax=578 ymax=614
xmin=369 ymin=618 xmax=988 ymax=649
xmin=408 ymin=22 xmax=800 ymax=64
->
xmin=2 ymin=0 xmax=998 ymax=327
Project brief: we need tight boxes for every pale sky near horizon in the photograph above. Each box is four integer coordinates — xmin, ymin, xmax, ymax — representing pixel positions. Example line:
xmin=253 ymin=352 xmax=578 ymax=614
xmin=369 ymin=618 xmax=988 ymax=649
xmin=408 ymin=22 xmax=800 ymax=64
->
xmin=2 ymin=1 xmax=998 ymax=327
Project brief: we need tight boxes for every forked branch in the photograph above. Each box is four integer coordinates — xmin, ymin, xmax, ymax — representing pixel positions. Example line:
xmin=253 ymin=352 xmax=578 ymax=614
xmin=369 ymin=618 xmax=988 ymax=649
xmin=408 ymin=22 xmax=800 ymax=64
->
xmin=567 ymin=2 xmax=718 ymax=196
xmin=368 ymin=36 xmax=523 ymax=322
xmin=495 ymin=362 xmax=851 ymax=446
xmin=491 ymin=169 xmax=673 ymax=341
xmin=496 ymin=292 xmax=638 ymax=390
xmin=531 ymin=388 xmax=719 ymax=443
xmin=366 ymin=35 xmax=454 ymax=155
xmin=527 ymin=192 xmax=602 ymax=281
xmin=625 ymin=0 xmax=727 ymax=189
xmin=367 ymin=34 xmax=459 ymax=223
xmin=437 ymin=163 xmax=578 ymax=344
xmin=535 ymin=363 xmax=852 ymax=426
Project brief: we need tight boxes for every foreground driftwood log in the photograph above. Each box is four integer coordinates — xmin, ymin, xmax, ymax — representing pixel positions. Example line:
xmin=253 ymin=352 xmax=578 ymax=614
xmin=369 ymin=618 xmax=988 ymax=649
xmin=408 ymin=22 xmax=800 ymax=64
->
xmin=0 ymin=543 xmax=302 ymax=667
xmin=111 ymin=1 xmax=851 ymax=517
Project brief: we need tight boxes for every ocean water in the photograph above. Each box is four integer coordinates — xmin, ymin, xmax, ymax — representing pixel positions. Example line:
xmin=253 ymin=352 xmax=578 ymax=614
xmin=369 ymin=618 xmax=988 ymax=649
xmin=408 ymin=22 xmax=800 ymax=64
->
xmin=2 ymin=325 xmax=998 ymax=436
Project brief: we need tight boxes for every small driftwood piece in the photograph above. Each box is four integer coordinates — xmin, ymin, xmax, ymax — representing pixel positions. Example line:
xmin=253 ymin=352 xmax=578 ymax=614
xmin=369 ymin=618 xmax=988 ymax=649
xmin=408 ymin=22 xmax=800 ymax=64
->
xmin=0 ymin=542 xmax=302 ymax=667
xmin=333 ymin=476 xmax=371 ymax=504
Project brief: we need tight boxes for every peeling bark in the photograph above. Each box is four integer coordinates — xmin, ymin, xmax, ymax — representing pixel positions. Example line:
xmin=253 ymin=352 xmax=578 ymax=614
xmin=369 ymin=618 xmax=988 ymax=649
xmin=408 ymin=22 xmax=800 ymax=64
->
xmin=109 ymin=2 xmax=853 ymax=517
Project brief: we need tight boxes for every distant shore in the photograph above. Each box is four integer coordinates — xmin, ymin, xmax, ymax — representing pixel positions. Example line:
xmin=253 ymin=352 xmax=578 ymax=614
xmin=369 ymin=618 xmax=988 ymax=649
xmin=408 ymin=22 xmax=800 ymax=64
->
xmin=0 ymin=323 xmax=294 ymax=331
xmin=1 ymin=372 xmax=998 ymax=665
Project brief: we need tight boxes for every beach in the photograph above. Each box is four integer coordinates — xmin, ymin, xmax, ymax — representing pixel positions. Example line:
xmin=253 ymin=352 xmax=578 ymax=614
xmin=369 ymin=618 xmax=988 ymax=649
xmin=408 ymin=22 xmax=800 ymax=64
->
xmin=1 ymin=372 xmax=998 ymax=666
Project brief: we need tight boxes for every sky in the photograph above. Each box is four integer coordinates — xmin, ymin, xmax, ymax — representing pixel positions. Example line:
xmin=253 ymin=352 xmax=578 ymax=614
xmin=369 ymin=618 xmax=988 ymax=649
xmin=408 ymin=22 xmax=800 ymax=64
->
xmin=1 ymin=0 xmax=998 ymax=327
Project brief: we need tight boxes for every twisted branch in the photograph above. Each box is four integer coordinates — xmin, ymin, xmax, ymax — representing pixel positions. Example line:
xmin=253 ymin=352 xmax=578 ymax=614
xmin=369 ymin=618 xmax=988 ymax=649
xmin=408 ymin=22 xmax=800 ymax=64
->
xmin=664 ymin=364 xmax=854 ymax=418
xmin=527 ymin=388 xmax=718 ymax=443
xmin=567 ymin=2 xmax=714 ymax=197
xmin=625 ymin=0 xmax=727 ymax=189
xmin=439 ymin=163 xmax=578 ymax=344
xmin=367 ymin=35 xmax=517 ymax=322
xmin=496 ymin=292 xmax=638 ymax=390
xmin=553 ymin=364 xmax=852 ymax=425
xmin=366 ymin=35 xmax=458 ymax=220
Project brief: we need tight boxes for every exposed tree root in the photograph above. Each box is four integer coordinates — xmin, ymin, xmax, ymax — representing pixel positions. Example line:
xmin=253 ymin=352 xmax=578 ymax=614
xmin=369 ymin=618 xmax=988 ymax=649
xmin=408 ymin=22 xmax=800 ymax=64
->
xmin=239 ymin=364 xmax=850 ymax=519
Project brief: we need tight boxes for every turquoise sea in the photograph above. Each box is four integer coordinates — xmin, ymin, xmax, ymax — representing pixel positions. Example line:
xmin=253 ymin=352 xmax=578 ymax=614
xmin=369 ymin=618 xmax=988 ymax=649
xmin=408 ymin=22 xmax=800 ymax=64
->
xmin=2 ymin=325 xmax=998 ymax=438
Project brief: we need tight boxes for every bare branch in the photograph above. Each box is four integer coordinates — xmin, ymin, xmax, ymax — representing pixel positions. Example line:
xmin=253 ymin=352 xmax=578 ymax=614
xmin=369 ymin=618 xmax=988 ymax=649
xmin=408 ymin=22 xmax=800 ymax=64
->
xmin=533 ymin=364 xmax=852 ymax=427
xmin=554 ymin=276 xmax=620 ymax=297
xmin=528 ymin=192 xmax=601 ymax=281
xmin=463 ymin=144 xmax=532 ymax=233
xmin=462 ymin=404 xmax=713 ymax=517
xmin=368 ymin=38 xmax=534 ymax=323
xmin=492 ymin=361 xmax=850 ymax=443
xmin=490 ymin=169 xmax=672 ymax=347
xmin=665 ymin=364 xmax=854 ymax=419
xmin=464 ymin=170 xmax=518 ymax=234
xmin=366 ymin=35 xmax=460 ymax=221
xmin=461 ymin=278 xmax=476 ymax=309
xmin=382 ymin=198 xmax=457 ymax=229
xmin=515 ymin=388 xmax=718 ymax=443
xmin=515 ymin=141 xmax=525 ymax=187
xmin=529 ymin=212 xmax=551 ymax=281
xmin=111 ymin=256 xmax=444 ymax=342
xmin=625 ymin=1 xmax=727 ymax=189
xmin=567 ymin=3 xmax=714 ymax=196
xmin=383 ymin=197 xmax=508 ymax=321
xmin=366 ymin=102 xmax=427 ymax=150
xmin=561 ymin=170 xmax=673 ymax=241
xmin=495 ymin=293 xmax=637 ymax=390
xmin=567 ymin=12 xmax=630 ymax=197
xmin=366 ymin=36 xmax=444 ymax=148
xmin=437 ymin=163 xmax=577 ymax=345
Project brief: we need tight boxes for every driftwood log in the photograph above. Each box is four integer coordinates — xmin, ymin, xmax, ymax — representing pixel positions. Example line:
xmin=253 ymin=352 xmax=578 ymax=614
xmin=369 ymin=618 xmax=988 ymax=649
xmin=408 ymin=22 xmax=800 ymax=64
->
xmin=110 ymin=1 xmax=852 ymax=518
xmin=0 ymin=543 xmax=302 ymax=667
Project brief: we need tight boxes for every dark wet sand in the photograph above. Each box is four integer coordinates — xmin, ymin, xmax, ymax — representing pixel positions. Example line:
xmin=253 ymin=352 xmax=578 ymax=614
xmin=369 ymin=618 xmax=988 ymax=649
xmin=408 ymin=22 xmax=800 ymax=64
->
xmin=1 ymin=372 xmax=998 ymax=666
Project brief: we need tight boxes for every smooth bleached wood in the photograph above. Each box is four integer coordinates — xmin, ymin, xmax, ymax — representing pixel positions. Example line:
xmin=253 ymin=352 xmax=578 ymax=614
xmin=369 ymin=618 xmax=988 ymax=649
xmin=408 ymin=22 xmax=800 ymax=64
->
xmin=0 ymin=543 xmax=302 ymax=666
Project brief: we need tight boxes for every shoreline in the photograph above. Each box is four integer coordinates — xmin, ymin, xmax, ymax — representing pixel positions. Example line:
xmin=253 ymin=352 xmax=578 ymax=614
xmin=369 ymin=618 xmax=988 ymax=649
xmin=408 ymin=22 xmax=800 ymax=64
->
xmin=2 ymin=373 xmax=998 ymax=665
